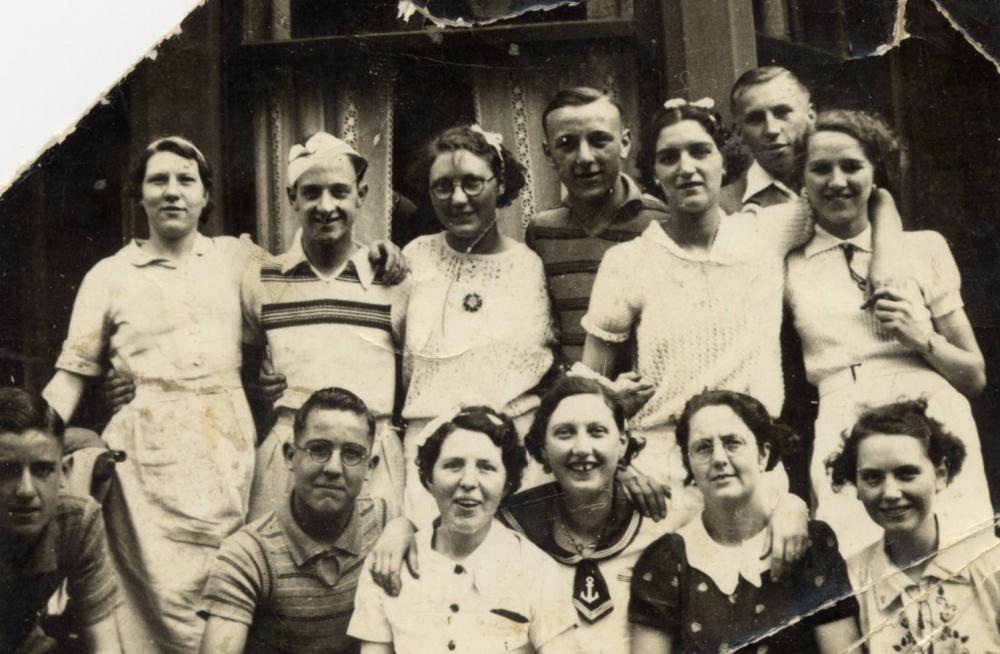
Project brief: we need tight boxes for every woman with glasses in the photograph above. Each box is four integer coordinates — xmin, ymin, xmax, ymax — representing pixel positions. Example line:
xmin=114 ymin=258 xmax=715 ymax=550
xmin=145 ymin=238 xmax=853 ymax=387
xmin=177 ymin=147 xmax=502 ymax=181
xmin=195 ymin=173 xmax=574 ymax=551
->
xmin=42 ymin=137 xmax=257 ymax=652
xmin=629 ymin=390 xmax=862 ymax=654
xmin=349 ymin=406 xmax=578 ymax=653
xmin=399 ymin=124 xmax=556 ymax=526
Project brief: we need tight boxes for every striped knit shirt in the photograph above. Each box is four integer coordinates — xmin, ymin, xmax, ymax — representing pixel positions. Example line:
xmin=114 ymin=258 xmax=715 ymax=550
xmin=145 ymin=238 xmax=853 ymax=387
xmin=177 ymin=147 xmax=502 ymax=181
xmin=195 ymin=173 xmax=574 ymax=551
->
xmin=198 ymin=495 xmax=388 ymax=654
xmin=1 ymin=493 xmax=120 ymax=651
xmin=242 ymin=239 xmax=408 ymax=416
xmin=525 ymin=174 xmax=670 ymax=365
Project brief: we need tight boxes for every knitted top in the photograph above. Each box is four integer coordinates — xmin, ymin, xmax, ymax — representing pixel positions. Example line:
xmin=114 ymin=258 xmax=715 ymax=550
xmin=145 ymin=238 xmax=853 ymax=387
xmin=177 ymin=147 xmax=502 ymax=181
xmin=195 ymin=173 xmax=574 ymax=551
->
xmin=582 ymin=203 xmax=812 ymax=429
xmin=401 ymin=232 xmax=555 ymax=419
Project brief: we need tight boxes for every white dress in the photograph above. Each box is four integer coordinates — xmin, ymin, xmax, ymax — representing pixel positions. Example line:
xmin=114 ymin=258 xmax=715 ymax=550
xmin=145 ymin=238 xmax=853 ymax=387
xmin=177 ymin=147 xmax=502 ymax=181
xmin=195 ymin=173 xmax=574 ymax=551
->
xmin=54 ymin=233 xmax=256 ymax=653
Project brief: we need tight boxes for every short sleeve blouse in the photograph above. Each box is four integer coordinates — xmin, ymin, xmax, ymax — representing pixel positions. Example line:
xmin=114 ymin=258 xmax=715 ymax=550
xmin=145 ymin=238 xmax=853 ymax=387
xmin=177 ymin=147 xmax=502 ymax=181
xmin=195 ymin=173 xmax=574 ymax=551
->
xmin=629 ymin=520 xmax=857 ymax=653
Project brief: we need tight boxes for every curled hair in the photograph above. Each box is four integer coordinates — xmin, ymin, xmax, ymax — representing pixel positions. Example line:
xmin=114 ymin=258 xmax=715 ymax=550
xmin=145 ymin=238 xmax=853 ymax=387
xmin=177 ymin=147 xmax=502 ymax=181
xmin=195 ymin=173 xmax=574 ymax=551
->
xmin=541 ymin=86 xmax=624 ymax=135
xmin=730 ymin=66 xmax=810 ymax=116
xmin=293 ymin=387 xmax=376 ymax=443
xmin=0 ymin=387 xmax=65 ymax=445
xmin=417 ymin=406 xmax=527 ymax=497
xmin=826 ymin=399 xmax=965 ymax=492
xmin=674 ymin=390 xmax=797 ymax=484
xmin=408 ymin=125 xmax=526 ymax=209
xmin=635 ymin=103 xmax=746 ymax=195
xmin=805 ymin=110 xmax=903 ymax=197
xmin=130 ymin=136 xmax=214 ymax=223
xmin=524 ymin=376 xmax=644 ymax=468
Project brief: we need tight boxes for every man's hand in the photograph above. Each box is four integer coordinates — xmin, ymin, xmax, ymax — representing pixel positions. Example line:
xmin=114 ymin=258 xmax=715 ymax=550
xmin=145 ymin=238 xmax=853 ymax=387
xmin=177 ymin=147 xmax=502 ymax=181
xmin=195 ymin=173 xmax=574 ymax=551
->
xmin=370 ymin=517 xmax=418 ymax=597
xmin=618 ymin=465 xmax=670 ymax=522
xmin=246 ymin=371 xmax=287 ymax=404
xmin=99 ymin=369 xmax=135 ymax=416
xmin=766 ymin=493 xmax=810 ymax=581
xmin=607 ymin=372 xmax=655 ymax=418
xmin=369 ymin=240 xmax=408 ymax=285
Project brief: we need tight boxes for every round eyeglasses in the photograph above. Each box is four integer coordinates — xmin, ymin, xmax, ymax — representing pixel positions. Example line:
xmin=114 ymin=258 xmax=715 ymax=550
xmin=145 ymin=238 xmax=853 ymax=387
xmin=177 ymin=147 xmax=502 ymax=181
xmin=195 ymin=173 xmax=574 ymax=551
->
xmin=430 ymin=175 xmax=496 ymax=200
xmin=688 ymin=435 xmax=748 ymax=464
xmin=293 ymin=441 xmax=369 ymax=467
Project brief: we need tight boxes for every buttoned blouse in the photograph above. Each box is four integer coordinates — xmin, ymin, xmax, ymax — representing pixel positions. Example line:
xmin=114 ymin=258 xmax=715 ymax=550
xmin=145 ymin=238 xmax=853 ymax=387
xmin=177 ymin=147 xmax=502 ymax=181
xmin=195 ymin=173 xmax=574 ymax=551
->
xmin=786 ymin=227 xmax=963 ymax=385
xmin=56 ymin=233 xmax=253 ymax=386
xmin=348 ymin=519 xmax=578 ymax=653
xmin=582 ymin=203 xmax=812 ymax=428
xmin=849 ymin=517 xmax=1000 ymax=654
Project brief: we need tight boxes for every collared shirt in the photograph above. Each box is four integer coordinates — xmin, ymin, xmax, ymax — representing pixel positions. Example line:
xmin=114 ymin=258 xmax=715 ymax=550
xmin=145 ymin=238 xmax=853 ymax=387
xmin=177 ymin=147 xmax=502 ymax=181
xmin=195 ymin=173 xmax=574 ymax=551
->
xmin=630 ymin=519 xmax=857 ymax=654
xmin=56 ymin=233 xmax=252 ymax=386
xmin=786 ymin=226 xmax=963 ymax=385
xmin=526 ymin=174 xmax=670 ymax=364
xmin=242 ymin=236 xmax=408 ymax=415
xmin=499 ymin=482 xmax=673 ymax=653
xmin=582 ymin=202 xmax=812 ymax=428
xmin=719 ymin=160 xmax=799 ymax=215
xmin=1 ymin=493 xmax=120 ymax=651
xmin=348 ymin=519 xmax=578 ymax=653
xmin=849 ymin=516 xmax=1000 ymax=653
xmin=198 ymin=494 xmax=388 ymax=654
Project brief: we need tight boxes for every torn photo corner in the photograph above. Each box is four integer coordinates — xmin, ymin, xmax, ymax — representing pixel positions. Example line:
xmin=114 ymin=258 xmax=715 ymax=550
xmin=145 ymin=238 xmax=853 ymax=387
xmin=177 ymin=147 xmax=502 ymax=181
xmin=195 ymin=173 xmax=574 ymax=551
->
xmin=3 ymin=0 xmax=1000 ymax=652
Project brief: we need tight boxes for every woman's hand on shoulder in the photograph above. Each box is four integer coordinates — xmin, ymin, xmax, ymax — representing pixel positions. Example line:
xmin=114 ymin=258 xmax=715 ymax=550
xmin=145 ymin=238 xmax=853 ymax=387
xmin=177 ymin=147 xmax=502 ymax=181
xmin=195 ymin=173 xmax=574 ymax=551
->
xmin=609 ymin=372 xmax=655 ymax=418
xmin=766 ymin=493 xmax=810 ymax=581
xmin=369 ymin=240 xmax=408 ymax=285
xmin=619 ymin=465 xmax=670 ymax=522
xmin=370 ymin=517 xmax=419 ymax=597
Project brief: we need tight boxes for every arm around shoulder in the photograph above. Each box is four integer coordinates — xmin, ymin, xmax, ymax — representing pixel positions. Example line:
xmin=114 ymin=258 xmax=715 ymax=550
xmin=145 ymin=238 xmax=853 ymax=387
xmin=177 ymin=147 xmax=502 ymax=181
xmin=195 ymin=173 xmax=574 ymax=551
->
xmin=199 ymin=616 xmax=249 ymax=654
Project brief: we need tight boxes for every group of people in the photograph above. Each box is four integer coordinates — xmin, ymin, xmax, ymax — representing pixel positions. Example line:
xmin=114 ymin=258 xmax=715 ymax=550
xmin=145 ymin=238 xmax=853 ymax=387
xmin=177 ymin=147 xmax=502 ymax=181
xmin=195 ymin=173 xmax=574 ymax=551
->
xmin=3 ymin=64 xmax=999 ymax=653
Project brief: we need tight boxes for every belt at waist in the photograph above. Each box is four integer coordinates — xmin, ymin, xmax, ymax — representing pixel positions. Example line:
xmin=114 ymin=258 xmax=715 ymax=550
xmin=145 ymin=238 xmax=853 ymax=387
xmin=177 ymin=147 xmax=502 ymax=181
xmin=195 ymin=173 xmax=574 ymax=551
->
xmin=816 ymin=357 xmax=931 ymax=398
xmin=132 ymin=370 xmax=243 ymax=399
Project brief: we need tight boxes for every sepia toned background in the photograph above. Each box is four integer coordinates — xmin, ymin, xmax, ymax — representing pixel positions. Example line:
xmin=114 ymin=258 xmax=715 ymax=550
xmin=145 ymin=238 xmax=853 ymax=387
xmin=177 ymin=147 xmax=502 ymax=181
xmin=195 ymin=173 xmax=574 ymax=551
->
xmin=2 ymin=0 xmax=999 ymax=516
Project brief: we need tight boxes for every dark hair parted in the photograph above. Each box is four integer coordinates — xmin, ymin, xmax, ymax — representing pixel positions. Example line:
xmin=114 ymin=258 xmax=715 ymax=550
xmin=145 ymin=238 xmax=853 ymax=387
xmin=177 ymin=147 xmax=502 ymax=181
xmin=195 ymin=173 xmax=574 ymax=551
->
xmin=541 ymin=87 xmax=624 ymax=135
xmin=806 ymin=110 xmax=903 ymax=197
xmin=408 ymin=125 xmax=526 ymax=209
xmin=0 ymin=387 xmax=66 ymax=445
xmin=130 ymin=136 xmax=214 ymax=223
xmin=730 ymin=66 xmax=810 ymax=116
xmin=524 ymin=376 xmax=643 ymax=468
xmin=417 ymin=406 xmax=527 ymax=497
xmin=293 ymin=387 xmax=376 ymax=443
xmin=674 ymin=390 xmax=797 ymax=484
xmin=826 ymin=399 xmax=965 ymax=492
xmin=635 ymin=103 xmax=746 ymax=195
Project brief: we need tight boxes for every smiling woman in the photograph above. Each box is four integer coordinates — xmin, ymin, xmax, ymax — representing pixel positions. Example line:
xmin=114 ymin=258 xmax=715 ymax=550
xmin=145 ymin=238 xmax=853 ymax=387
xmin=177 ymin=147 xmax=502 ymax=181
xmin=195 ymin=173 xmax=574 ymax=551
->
xmin=348 ymin=406 xmax=579 ymax=654
xmin=398 ymin=124 xmax=557 ymax=526
xmin=41 ymin=136 xmax=258 ymax=652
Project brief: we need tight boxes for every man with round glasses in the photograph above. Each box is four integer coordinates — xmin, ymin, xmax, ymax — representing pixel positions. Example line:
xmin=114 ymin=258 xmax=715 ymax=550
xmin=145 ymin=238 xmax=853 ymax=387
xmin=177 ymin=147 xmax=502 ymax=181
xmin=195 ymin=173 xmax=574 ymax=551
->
xmin=198 ymin=387 xmax=394 ymax=654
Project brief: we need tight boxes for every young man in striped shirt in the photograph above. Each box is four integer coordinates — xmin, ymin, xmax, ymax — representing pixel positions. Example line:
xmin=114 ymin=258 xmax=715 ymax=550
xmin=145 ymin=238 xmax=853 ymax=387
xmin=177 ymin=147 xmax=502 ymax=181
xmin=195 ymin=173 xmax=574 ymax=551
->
xmin=244 ymin=133 xmax=408 ymax=522
xmin=0 ymin=388 xmax=121 ymax=653
xmin=199 ymin=388 xmax=392 ymax=654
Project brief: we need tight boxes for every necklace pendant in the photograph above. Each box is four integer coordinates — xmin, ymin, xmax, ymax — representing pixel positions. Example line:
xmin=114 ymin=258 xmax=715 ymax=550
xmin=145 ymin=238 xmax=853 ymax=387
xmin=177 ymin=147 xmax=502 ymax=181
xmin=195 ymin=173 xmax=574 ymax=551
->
xmin=462 ymin=292 xmax=483 ymax=312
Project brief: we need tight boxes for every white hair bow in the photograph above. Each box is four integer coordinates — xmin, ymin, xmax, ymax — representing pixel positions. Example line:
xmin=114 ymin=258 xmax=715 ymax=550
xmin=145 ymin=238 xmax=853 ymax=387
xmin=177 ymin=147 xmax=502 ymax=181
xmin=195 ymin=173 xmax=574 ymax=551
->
xmin=663 ymin=97 xmax=717 ymax=111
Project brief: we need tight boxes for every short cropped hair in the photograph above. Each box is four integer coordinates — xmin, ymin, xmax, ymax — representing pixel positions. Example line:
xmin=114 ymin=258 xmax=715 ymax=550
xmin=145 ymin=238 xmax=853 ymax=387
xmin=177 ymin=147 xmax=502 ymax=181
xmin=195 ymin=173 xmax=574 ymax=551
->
xmin=730 ymin=66 xmax=811 ymax=116
xmin=292 ymin=387 xmax=376 ymax=443
xmin=417 ymin=406 xmax=527 ymax=497
xmin=675 ymin=390 xmax=796 ymax=484
xmin=541 ymin=87 xmax=624 ymax=136
xmin=130 ymin=136 xmax=214 ymax=223
xmin=826 ymin=399 xmax=965 ymax=492
xmin=805 ymin=109 xmax=903 ymax=197
xmin=523 ymin=376 xmax=643 ymax=467
xmin=408 ymin=125 xmax=527 ymax=209
xmin=0 ymin=387 xmax=66 ymax=445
